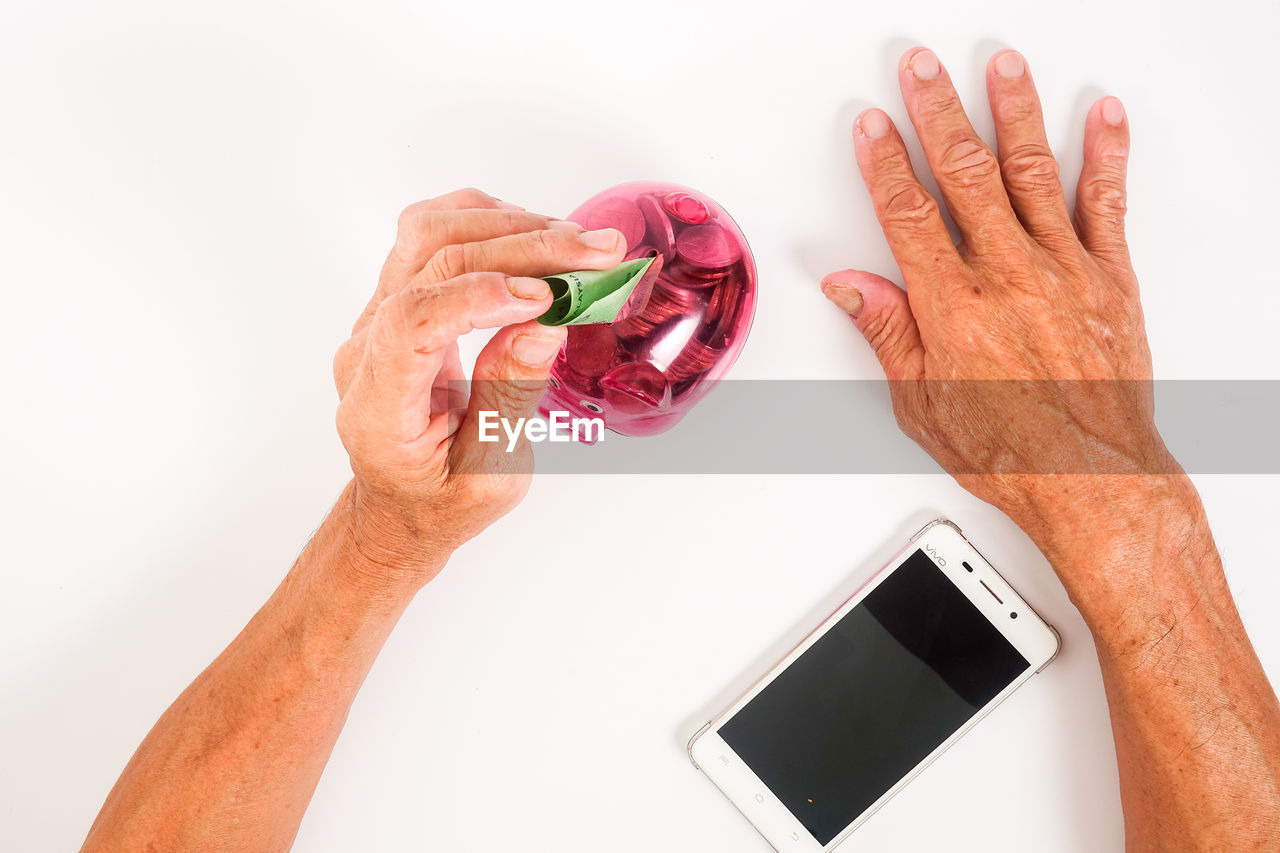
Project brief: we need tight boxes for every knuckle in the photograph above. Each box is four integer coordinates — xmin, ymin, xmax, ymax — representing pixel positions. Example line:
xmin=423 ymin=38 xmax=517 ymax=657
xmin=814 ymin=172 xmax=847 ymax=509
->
xmin=880 ymin=182 xmax=940 ymax=229
xmin=403 ymin=284 xmax=449 ymax=324
xmin=1000 ymin=145 xmax=1061 ymax=195
xmin=374 ymin=288 xmax=420 ymax=346
xmin=1079 ymin=176 xmax=1128 ymax=217
xmin=396 ymin=201 xmax=430 ymax=235
xmin=860 ymin=301 xmax=912 ymax=363
xmin=393 ymin=206 xmax=447 ymax=263
xmin=487 ymin=376 xmax=542 ymax=413
xmin=1000 ymin=94 xmax=1040 ymax=125
xmin=424 ymin=242 xmax=469 ymax=282
xmin=937 ymin=138 xmax=1000 ymax=188
xmin=916 ymin=90 xmax=963 ymax=123
xmin=447 ymin=187 xmax=491 ymax=207
xmin=528 ymin=227 xmax=562 ymax=257
xmin=859 ymin=308 xmax=897 ymax=354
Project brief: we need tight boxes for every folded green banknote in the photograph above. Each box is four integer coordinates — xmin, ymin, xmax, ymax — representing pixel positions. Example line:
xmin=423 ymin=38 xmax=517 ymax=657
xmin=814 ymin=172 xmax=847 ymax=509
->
xmin=536 ymin=256 xmax=655 ymax=326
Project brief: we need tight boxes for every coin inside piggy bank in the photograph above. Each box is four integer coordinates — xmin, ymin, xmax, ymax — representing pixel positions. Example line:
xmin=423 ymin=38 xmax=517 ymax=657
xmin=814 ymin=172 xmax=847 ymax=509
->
xmin=538 ymin=182 xmax=757 ymax=437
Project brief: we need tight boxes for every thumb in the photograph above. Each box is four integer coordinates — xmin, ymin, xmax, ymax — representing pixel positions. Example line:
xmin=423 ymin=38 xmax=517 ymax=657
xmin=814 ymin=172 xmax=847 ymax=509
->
xmin=449 ymin=320 xmax=567 ymax=477
xmin=821 ymin=269 xmax=925 ymax=381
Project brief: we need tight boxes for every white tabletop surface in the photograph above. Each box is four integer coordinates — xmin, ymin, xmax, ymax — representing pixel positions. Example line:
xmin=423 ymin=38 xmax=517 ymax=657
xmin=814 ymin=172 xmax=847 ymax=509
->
xmin=2 ymin=1 xmax=1277 ymax=850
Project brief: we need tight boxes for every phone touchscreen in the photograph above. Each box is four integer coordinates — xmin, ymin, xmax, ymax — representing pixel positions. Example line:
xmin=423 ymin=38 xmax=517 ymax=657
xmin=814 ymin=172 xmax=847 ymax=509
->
xmin=716 ymin=548 xmax=1030 ymax=845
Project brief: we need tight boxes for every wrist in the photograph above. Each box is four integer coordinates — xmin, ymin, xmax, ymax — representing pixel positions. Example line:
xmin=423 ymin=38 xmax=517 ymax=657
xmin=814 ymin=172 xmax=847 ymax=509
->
xmin=263 ymin=484 xmax=448 ymax=652
xmin=1011 ymin=471 xmax=1194 ymax=564
xmin=1009 ymin=473 xmax=1229 ymax=645
xmin=332 ymin=480 xmax=453 ymax=597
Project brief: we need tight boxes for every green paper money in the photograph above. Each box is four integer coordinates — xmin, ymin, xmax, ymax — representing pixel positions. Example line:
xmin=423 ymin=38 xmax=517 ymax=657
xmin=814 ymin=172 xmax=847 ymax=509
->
xmin=536 ymin=256 xmax=655 ymax=326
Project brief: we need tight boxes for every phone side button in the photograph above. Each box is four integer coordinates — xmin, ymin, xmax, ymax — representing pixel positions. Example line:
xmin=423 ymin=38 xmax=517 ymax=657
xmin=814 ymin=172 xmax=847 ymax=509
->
xmin=908 ymin=520 xmax=933 ymax=542
xmin=908 ymin=518 xmax=961 ymax=542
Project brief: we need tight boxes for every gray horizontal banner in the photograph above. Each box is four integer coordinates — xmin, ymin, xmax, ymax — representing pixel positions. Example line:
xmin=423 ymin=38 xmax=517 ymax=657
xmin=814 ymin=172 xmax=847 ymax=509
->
xmin=459 ymin=380 xmax=1280 ymax=475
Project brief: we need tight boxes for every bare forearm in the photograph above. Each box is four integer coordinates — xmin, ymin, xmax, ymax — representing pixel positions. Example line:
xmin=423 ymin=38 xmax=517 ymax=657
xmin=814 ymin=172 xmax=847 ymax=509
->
xmin=82 ymin=482 xmax=435 ymax=852
xmin=1025 ymin=476 xmax=1280 ymax=850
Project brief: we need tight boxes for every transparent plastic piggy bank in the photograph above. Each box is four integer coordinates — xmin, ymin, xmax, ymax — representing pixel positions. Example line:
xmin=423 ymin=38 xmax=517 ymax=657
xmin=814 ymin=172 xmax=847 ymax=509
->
xmin=538 ymin=182 xmax=756 ymax=437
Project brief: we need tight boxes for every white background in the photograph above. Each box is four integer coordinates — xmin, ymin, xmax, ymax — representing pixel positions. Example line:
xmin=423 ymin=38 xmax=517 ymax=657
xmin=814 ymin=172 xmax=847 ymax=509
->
xmin=2 ymin=1 xmax=1277 ymax=850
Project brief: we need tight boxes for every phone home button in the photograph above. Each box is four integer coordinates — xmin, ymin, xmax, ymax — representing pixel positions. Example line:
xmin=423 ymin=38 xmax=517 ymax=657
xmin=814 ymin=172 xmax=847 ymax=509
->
xmin=790 ymin=831 xmax=800 ymax=841
xmin=754 ymin=793 xmax=764 ymax=803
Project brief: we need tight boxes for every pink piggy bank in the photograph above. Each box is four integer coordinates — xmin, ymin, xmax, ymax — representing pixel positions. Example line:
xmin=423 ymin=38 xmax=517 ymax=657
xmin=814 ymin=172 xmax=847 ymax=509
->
xmin=538 ymin=182 xmax=757 ymax=437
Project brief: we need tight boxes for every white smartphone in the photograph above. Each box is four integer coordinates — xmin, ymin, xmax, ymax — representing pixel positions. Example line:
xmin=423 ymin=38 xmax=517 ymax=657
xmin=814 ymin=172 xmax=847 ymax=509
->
xmin=688 ymin=519 xmax=1061 ymax=851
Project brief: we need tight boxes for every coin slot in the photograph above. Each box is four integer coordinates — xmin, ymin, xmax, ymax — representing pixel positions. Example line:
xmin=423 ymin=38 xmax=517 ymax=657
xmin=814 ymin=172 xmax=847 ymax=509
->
xmin=979 ymin=580 xmax=1004 ymax=605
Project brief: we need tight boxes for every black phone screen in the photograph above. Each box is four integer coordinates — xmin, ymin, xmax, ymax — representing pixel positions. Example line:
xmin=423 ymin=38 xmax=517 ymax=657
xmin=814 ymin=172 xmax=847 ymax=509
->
xmin=717 ymin=549 xmax=1030 ymax=845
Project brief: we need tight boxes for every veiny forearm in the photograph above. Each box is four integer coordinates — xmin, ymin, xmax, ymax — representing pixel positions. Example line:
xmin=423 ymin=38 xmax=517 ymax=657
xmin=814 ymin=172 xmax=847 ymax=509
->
xmin=1025 ymin=476 xmax=1280 ymax=850
xmin=82 ymin=482 xmax=434 ymax=853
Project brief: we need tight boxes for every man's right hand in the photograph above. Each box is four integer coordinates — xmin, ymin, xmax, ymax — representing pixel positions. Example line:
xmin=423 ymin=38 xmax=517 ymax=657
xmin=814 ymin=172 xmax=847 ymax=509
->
xmin=330 ymin=188 xmax=627 ymax=588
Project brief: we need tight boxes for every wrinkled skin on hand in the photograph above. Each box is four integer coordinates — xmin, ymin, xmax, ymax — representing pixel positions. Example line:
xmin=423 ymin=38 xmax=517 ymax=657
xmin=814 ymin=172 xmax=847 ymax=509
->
xmin=330 ymin=188 xmax=627 ymax=582
xmin=822 ymin=48 xmax=1177 ymax=532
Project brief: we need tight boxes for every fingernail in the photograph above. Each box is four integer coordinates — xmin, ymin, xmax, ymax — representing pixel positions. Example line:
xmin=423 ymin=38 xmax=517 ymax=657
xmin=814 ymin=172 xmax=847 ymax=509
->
xmin=821 ymin=281 xmax=864 ymax=318
xmin=994 ymin=51 xmax=1025 ymax=79
xmin=910 ymin=49 xmax=941 ymax=80
xmin=507 ymin=276 xmax=551 ymax=300
xmin=549 ymin=219 xmax=583 ymax=231
xmin=858 ymin=109 xmax=892 ymax=140
xmin=579 ymin=228 xmax=621 ymax=252
xmin=1101 ymin=97 xmax=1125 ymax=126
xmin=512 ymin=334 xmax=562 ymax=366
